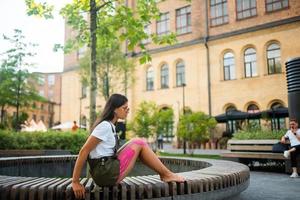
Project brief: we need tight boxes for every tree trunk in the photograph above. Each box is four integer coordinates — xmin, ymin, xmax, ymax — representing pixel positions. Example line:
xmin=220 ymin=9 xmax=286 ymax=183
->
xmin=0 ymin=105 xmax=4 ymax=124
xmin=89 ymin=0 xmax=97 ymax=129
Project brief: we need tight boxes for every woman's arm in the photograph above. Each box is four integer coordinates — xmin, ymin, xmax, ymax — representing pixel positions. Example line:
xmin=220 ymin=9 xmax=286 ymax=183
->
xmin=72 ymin=135 xmax=100 ymax=199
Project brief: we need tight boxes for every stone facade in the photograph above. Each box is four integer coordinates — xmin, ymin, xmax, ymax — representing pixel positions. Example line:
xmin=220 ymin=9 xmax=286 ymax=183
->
xmin=61 ymin=0 xmax=300 ymax=135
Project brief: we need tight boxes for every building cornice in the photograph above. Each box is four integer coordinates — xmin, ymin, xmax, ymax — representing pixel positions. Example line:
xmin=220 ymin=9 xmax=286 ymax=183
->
xmin=131 ymin=16 xmax=300 ymax=57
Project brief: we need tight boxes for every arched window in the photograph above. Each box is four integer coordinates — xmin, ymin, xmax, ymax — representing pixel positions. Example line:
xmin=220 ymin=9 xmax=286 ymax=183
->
xmin=226 ymin=105 xmax=237 ymax=112
xmin=270 ymin=102 xmax=286 ymax=130
xmin=244 ymin=48 xmax=257 ymax=77
xmin=247 ymin=104 xmax=260 ymax=128
xmin=223 ymin=52 xmax=235 ymax=80
xmin=247 ymin=104 xmax=259 ymax=113
xmin=225 ymin=105 xmax=237 ymax=134
xmin=267 ymin=43 xmax=281 ymax=74
xmin=146 ymin=66 xmax=154 ymax=91
xmin=160 ymin=64 xmax=169 ymax=88
xmin=176 ymin=61 xmax=185 ymax=86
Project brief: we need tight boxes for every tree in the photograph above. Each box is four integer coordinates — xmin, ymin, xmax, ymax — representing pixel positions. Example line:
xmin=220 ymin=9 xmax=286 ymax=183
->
xmin=154 ymin=108 xmax=174 ymax=140
xmin=79 ymin=39 xmax=135 ymax=100
xmin=177 ymin=111 xmax=217 ymax=153
xmin=0 ymin=29 xmax=44 ymax=130
xmin=25 ymin=0 xmax=177 ymax=128
xmin=129 ymin=101 xmax=158 ymax=138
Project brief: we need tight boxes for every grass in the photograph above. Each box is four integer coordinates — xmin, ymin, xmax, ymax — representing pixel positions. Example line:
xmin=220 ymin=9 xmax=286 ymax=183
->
xmin=158 ymin=152 xmax=221 ymax=159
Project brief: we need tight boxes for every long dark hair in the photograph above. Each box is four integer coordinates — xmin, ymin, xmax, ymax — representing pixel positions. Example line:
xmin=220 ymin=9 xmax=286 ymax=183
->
xmin=91 ymin=94 xmax=128 ymax=132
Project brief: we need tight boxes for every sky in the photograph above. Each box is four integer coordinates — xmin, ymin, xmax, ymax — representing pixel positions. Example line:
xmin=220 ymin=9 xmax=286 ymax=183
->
xmin=0 ymin=0 xmax=71 ymax=73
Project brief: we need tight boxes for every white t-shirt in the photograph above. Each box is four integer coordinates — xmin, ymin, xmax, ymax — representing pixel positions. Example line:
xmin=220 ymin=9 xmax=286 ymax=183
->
xmin=89 ymin=121 xmax=116 ymax=159
xmin=284 ymin=129 xmax=300 ymax=147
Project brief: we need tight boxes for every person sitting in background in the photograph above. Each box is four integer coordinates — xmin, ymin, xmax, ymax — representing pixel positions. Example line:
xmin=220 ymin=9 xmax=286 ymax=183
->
xmin=281 ymin=118 xmax=300 ymax=178
xmin=72 ymin=121 xmax=79 ymax=132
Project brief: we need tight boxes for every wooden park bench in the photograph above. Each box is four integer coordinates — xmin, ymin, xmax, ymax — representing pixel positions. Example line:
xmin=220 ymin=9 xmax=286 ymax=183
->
xmin=0 ymin=156 xmax=250 ymax=200
xmin=221 ymin=139 xmax=300 ymax=173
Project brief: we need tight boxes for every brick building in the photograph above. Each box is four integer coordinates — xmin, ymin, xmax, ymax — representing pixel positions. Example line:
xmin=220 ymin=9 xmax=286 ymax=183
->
xmin=61 ymin=0 xmax=300 ymax=136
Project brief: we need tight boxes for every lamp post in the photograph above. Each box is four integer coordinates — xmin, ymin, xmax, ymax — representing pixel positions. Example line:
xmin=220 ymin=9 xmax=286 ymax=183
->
xmin=182 ymin=83 xmax=187 ymax=154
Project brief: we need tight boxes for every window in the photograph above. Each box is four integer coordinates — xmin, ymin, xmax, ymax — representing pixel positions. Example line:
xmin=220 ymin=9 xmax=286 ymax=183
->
xmin=77 ymin=45 xmax=87 ymax=60
xmin=39 ymin=90 xmax=45 ymax=97
xmin=142 ymin=24 xmax=151 ymax=44
xmin=160 ymin=64 xmax=169 ymax=88
xmin=38 ymin=75 xmax=45 ymax=85
xmin=176 ymin=6 xmax=192 ymax=34
xmin=237 ymin=0 xmax=257 ymax=19
xmin=223 ymin=52 xmax=235 ymax=80
xmin=146 ymin=67 xmax=154 ymax=91
xmin=247 ymin=104 xmax=259 ymax=113
xmin=176 ymin=61 xmax=185 ymax=86
xmin=247 ymin=104 xmax=260 ymax=128
xmin=267 ymin=43 xmax=281 ymax=74
xmin=225 ymin=106 xmax=237 ymax=133
xmin=270 ymin=102 xmax=286 ymax=130
xmin=156 ymin=13 xmax=170 ymax=35
xmin=48 ymin=75 xmax=55 ymax=85
xmin=266 ymin=0 xmax=288 ymax=12
xmin=41 ymin=104 xmax=44 ymax=110
xmin=210 ymin=0 xmax=228 ymax=26
xmin=244 ymin=48 xmax=257 ymax=78
xmin=48 ymin=90 xmax=54 ymax=101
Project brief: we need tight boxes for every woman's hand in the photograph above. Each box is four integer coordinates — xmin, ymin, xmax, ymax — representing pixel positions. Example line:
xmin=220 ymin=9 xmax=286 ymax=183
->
xmin=72 ymin=181 xmax=85 ymax=199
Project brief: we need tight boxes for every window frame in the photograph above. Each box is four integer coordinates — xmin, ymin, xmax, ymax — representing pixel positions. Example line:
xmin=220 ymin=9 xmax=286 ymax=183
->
xmin=210 ymin=0 xmax=229 ymax=27
xmin=267 ymin=43 xmax=282 ymax=75
xmin=146 ymin=67 xmax=154 ymax=91
xmin=244 ymin=48 xmax=257 ymax=78
xmin=176 ymin=5 xmax=192 ymax=35
xmin=236 ymin=0 xmax=257 ymax=20
xmin=176 ymin=61 xmax=185 ymax=87
xmin=156 ymin=12 xmax=170 ymax=36
xmin=223 ymin=52 xmax=235 ymax=81
xmin=160 ymin=64 xmax=169 ymax=89
xmin=265 ymin=0 xmax=289 ymax=13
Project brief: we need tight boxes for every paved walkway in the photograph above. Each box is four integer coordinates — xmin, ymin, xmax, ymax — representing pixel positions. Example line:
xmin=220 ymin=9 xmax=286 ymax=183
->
xmin=162 ymin=143 xmax=300 ymax=200
xmin=229 ymin=171 xmax=300 ymax=200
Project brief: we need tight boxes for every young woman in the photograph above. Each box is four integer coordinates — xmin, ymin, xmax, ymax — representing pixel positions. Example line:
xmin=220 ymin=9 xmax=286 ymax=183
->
xmin=71 ymin=94 xmax=185 ymax=199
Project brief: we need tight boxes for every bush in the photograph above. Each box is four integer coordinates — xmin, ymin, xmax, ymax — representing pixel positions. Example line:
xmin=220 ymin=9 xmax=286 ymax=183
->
xmin=0 ymin=130 xmax=89 ymax=154
xmin=232 ymin=129 xmax=286 ymax=140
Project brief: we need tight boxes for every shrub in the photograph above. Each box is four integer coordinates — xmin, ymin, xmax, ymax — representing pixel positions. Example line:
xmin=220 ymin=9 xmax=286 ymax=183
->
xmin=0 ymin=130 xmax=89 ymax=154
xmin=232 ymin=129 xmax=286 ymax=140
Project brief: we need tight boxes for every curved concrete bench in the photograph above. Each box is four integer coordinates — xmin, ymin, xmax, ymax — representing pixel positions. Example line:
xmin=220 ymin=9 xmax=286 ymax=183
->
xmin=0 ymin=156 xmax=249 ymax=200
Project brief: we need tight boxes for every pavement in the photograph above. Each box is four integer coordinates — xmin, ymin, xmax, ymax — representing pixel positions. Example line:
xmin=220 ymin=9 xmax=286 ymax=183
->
xmin=161 ymin=143 xmax=300 ymax=200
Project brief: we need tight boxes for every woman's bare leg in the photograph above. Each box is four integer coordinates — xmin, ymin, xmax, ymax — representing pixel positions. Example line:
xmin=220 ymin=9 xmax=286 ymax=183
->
xmin=117 ymin=138 xmax=185 ymax=183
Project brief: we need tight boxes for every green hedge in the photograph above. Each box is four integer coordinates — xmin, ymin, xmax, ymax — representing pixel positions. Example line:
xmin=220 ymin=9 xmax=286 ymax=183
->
xmin=0 ymin=130 xmax=89 ymax=154
xmin=232 ymin=129 xmax=286 ymax=140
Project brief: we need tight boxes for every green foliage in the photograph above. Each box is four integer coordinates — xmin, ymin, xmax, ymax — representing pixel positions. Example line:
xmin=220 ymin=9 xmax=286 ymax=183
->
xmin=79 ymin=39 xmax=135 ymax=100
xmin=0 ymin=130 xmax=89 ymax=154
xmin=129 ymin=101 xmax=174 ymax=138
xmin=232 ymin=129 xmax=286 ymax=140
xmin=25 ymin=0 xmax=178 ymax=64
xmin=0 ymin=29 xmax=45 ymax=129
xmin=129 ymin=101 xmax=158 ymax=138
xmin=154 ymin=108 xmax=174 ymax=137
xmin=177 ymin=111 xmax=217 ymax=143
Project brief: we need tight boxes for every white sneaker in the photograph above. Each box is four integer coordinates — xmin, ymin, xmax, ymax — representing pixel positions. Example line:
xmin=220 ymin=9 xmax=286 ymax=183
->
xmin=283 ymin=151 xmax=290 ymax=158
xmin=290 ymin=172 xmax=299 ymax=178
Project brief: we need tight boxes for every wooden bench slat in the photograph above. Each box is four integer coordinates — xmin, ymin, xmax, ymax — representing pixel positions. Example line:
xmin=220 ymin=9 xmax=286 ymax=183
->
xmin=222 ymin=152 xmax=285 ymax=159
xmin=228 ymin=145 xmax=273 ymax=151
